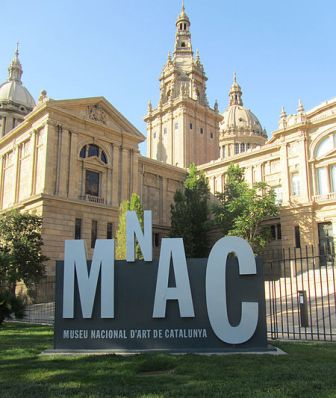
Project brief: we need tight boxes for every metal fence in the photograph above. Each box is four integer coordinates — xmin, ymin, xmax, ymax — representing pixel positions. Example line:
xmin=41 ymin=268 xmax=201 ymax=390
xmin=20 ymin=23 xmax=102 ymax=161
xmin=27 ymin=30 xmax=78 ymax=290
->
xmin=263 ymin=245 xmax=336 ymax=341
xmin=3 ymin=246 xmax=336 ymax=342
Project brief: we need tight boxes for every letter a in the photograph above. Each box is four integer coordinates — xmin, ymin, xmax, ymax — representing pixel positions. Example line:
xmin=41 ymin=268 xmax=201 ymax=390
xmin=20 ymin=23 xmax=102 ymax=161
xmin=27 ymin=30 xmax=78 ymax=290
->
xmin=153 ymin=238 xmax=194 ymax=318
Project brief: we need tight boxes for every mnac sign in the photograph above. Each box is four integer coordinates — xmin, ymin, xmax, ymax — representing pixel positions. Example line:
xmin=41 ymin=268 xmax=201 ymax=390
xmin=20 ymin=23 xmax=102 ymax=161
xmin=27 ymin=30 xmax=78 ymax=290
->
xmin=54 ymin=211 xmax=270 ymax=353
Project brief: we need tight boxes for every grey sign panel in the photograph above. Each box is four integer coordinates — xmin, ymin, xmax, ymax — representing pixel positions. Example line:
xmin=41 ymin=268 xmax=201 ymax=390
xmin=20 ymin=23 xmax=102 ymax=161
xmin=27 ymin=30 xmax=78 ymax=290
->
xmin=54 ymin=257 xmax=268 ymax=352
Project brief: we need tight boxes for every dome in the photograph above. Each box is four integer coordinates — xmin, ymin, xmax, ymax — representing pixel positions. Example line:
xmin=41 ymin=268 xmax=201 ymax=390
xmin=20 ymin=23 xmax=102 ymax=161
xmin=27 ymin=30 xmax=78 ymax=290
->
xmin=0 ymin=47 xmax=35 ymax=112
xmin=0 ymin=80 xmax=35 ymax=110
xmin=220 ymin=104 xmax=265 ymax=137
xmin=220 ymin=74 xmax=266 ymax=139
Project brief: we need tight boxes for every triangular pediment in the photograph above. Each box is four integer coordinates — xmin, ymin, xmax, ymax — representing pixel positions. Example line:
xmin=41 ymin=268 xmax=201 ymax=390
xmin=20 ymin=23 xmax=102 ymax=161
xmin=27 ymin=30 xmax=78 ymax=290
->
xmin=46 ymin=97 xmax=145 ymax=142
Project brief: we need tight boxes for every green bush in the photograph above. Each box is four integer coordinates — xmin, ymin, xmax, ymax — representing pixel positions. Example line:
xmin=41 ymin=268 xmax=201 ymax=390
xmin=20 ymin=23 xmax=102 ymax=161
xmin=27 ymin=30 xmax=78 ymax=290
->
xmin=0 ymin=291 xmax=26 ymax=325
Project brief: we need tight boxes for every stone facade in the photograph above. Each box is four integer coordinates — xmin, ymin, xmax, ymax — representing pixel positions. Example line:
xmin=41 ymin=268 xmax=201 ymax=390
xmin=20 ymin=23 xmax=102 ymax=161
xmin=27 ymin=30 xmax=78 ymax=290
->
xmin=0 ymin=4 xmax=336 ymax=277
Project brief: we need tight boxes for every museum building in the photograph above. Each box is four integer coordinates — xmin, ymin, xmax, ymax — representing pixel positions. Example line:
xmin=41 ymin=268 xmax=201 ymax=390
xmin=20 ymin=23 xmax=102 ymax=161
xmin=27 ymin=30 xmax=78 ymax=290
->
xmin=0 ymin=4 xmax=336 ymax=275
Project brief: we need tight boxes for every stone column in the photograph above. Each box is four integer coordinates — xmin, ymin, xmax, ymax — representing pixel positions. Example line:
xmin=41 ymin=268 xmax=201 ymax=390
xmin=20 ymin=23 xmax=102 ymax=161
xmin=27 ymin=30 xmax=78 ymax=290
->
xmin=13 ymin=145 xmax=20 ymax=204
xmin=0 ymin=156 xmax=3 ymax=209
xmin=112 ymin=144 xmax=119 ymax=206
xmin=280 ymin=144 xmax=289 ymax=204
xmin=68 ymin=132 xmax=78 ymax=199
xmin=30 ymin=129 xmax=38 ymax=196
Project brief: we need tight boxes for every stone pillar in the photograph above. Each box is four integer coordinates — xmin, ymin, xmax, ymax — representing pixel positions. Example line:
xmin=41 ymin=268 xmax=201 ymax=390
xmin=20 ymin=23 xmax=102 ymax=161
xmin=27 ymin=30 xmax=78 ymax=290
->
xmin=13 ymin=145 xmax=20 ymax=204
xmin=30 ymin=129 xmax=38 ymax=196
xmin=68 ymin=132 xmax=78 ymax=199
xmin=44 ymin=122 xmax=58 ymax=195
xmin=112 ymin=144 xmax=119 ymax=207
xmin=0 ymin=155 xmax=3 ymax=209
xmin=280 ymin=144 xmax=289 ymax=204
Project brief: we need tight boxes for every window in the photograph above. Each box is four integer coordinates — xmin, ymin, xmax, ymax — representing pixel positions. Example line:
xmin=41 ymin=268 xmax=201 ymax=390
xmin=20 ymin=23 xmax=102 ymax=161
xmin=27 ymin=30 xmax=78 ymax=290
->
xmin=85 ymin=170 xmax=100 ymax=196
xmin=175 ymin=122 xmax=179 ymax=130
xmin=164 ymin=128 xmax=167 ymax=135
xmin=75 ymin=218 xmax=82 ymax=240
xmin=200 ymin=128 xmax=203 ymax=134
xmin=222 ymin=145 xmax=226 ymax=159
xmin=317 ymin=167 xmax=328 ymax=195
xmin=189 ymin=123 xmax=193 ymax=129
xmin=274 ymin=186 xmax=283 ymax=205
xmin=270 ymin=223 xmax=282 ymax=240
xmin=234 ymin=143 xmax=239 ymax=155
xmin=240 ymin=143 xmax=245 ymax=152
xmin=107 ymin=222 xmax=113 ymax=239
xmin=184 ymin=23 xmax=187 ymax=30
xmin=181 ymin=42 xmax=186 ymax=47
xmin=331 ymin=165 xmax=336 ymax=192
xmin=315 ymin=133 xmax=336 ymax=157
xmin=91 ymin=220 xmax=98 ymax=249
xmin=154 ymin=233 xmax=160 ymax=247
xmin=210 ymin=133 xmax=213 ymax=139
xmin=153 ymin=132 xmax=157 ymax=139
xmin=246 ymin=143 xmax=251 ymax=150
xmin=80 ymin=144 xmax=108 ymax=164
xmin=291 ymin=173 xmax=300 ymax=196
xmin=88 ymin=144 xmax=99 ymax=157
xmin=295 ymin=226 xmax=301 ymax=248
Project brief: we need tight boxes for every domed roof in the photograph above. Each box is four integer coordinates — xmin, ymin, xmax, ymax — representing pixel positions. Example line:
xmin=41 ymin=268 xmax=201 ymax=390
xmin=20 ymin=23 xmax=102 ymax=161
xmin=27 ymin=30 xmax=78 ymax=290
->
xmin=0 ymin=47 xmax=35 ymax=111
xmin=220 ymin=74 xmax=266 ymax=138
xmin=0 ymin=80 xmax=35 ymax=110
xmin=220 ymin=105 xmax=265 ymax=136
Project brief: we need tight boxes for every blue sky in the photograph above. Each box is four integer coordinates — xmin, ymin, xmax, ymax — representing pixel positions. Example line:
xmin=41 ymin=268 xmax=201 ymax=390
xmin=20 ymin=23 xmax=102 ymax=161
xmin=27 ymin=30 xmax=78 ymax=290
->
xmin=1 ymin=0 xmax=335 ymax=154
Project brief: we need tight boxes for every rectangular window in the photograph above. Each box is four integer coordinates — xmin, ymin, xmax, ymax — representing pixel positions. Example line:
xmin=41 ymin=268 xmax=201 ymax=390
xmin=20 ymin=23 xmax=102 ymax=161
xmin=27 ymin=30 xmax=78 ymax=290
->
xmin=277 ymin=223 xmax=282 ymax=240
xmin=222 ymin=145 xmax=226 ymax=159
xmin=189 ymin=123 xmax=193 ymax=129
xmin=200 ymin=127 xmax=203 ymax=134
xmin=91 ymin=220 xmax=98 ymax=248
xmin=274 ymin=186 xmax=283 ymax=205
xmin=240 ymin=143 xmax=245 ymax=152
xmin=294 ymin=225 xmax=301 ymax=248
xmin=164 ymin=127 xmax=167 ymax=135
xmin=107 ymin=222 xmax=113 ymax=239
xmin=175 ymin=122 xmax=179 ymax=130
xmin=234 ymin=143 xmax=239 ymax=155
xmin=75 ymin=218 xmax=82 ymax=240
xmin=85 ymin=170 xmax=100 ymax=196
xmin=270 ymin=223 xmax=282 ymax=240
xmin=291 ymin=173 xmax=300 ymax=196
xmin=154 ymin=233 xmax=160 ymax=247
xmin=331 ymin=165 xmax=336 ymax=192
xmin=317 ymin=167 xmax=328 ymax=195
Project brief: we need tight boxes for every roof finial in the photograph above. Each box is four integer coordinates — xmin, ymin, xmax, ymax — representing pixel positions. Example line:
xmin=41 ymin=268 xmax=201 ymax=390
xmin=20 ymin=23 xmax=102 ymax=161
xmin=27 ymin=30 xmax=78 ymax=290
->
xmin=233 ymin=72 xmax=237 ymax=83
xmin=182 ymin=0 xmax=185 ymax=12
xmin=297 ymin=98 xmax=305 ymax=113
xmin=8 ymin=44 xmax=23 ymax=83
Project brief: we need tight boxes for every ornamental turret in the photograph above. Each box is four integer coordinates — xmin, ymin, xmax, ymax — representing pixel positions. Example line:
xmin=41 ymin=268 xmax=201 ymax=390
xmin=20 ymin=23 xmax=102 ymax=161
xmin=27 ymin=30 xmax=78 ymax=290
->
xmin=145 ymin=2 xmax=221 ymax=167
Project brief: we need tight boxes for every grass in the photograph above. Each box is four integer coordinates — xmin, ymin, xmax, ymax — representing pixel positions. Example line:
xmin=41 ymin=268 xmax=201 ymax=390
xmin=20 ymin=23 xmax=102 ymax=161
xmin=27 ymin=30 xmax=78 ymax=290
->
xmin=0 ymin=323 xmax=336 ymax=397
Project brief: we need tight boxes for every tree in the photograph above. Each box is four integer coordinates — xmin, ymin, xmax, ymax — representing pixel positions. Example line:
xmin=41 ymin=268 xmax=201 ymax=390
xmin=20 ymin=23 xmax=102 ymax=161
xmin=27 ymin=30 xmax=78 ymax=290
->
xmin=0 ymin=210 xmax=48 ymax=292
xmin=170 ymin=163 xmax=210 ymax=257
xmin=115 ymin=193 xmax=144 ymax=260
xmin=212 ymin=164 xmax=278 ymax=254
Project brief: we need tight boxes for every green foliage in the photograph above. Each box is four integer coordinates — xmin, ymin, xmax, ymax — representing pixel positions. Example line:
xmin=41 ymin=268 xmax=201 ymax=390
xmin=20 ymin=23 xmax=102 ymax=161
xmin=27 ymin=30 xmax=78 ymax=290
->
xmin=212 ymin=164 xmax=278 ymax=254
xmin=0 ymin=291 xmax=25 ymax=325
xmin=170 ymin=163 xmax=210 ymax=257
xmin=0 ymin=210 xmax=48 ymax=290
xmin=115 ymin=193 xmax=144 ymax=260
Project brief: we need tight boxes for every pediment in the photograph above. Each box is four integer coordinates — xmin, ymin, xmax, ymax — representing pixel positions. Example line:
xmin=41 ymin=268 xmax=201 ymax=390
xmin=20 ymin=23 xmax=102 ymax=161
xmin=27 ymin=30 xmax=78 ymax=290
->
xmin=48 ymin=97 xmax=145 ymax=141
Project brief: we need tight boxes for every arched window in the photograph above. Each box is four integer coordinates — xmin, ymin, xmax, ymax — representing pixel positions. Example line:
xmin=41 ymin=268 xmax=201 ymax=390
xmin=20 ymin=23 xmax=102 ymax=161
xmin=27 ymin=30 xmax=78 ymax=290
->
xmin=314 ymin=133 xmax=336 ymax=198
xmin=315 ymin=133 xmax=336 ymax=157
xmin=79 ymin=144 xmax=108 ymax=164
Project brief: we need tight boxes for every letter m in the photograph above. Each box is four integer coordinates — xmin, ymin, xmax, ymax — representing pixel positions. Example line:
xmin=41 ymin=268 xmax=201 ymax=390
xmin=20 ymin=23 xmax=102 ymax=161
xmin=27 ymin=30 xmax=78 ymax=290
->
xmin=62 ymin=240 xmax=114 ymax=319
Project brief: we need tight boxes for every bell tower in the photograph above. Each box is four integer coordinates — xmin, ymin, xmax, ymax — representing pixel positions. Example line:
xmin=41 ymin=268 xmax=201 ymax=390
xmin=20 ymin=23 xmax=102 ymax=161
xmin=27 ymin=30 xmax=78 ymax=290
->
xmin=145 ymin=2 xmax=222 ymax=168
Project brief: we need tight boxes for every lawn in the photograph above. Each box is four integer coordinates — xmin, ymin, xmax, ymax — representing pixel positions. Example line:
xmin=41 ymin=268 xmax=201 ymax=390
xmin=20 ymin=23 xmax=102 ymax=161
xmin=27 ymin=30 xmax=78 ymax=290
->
xmin=0 ymin=323 xmax=335 ymax=397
